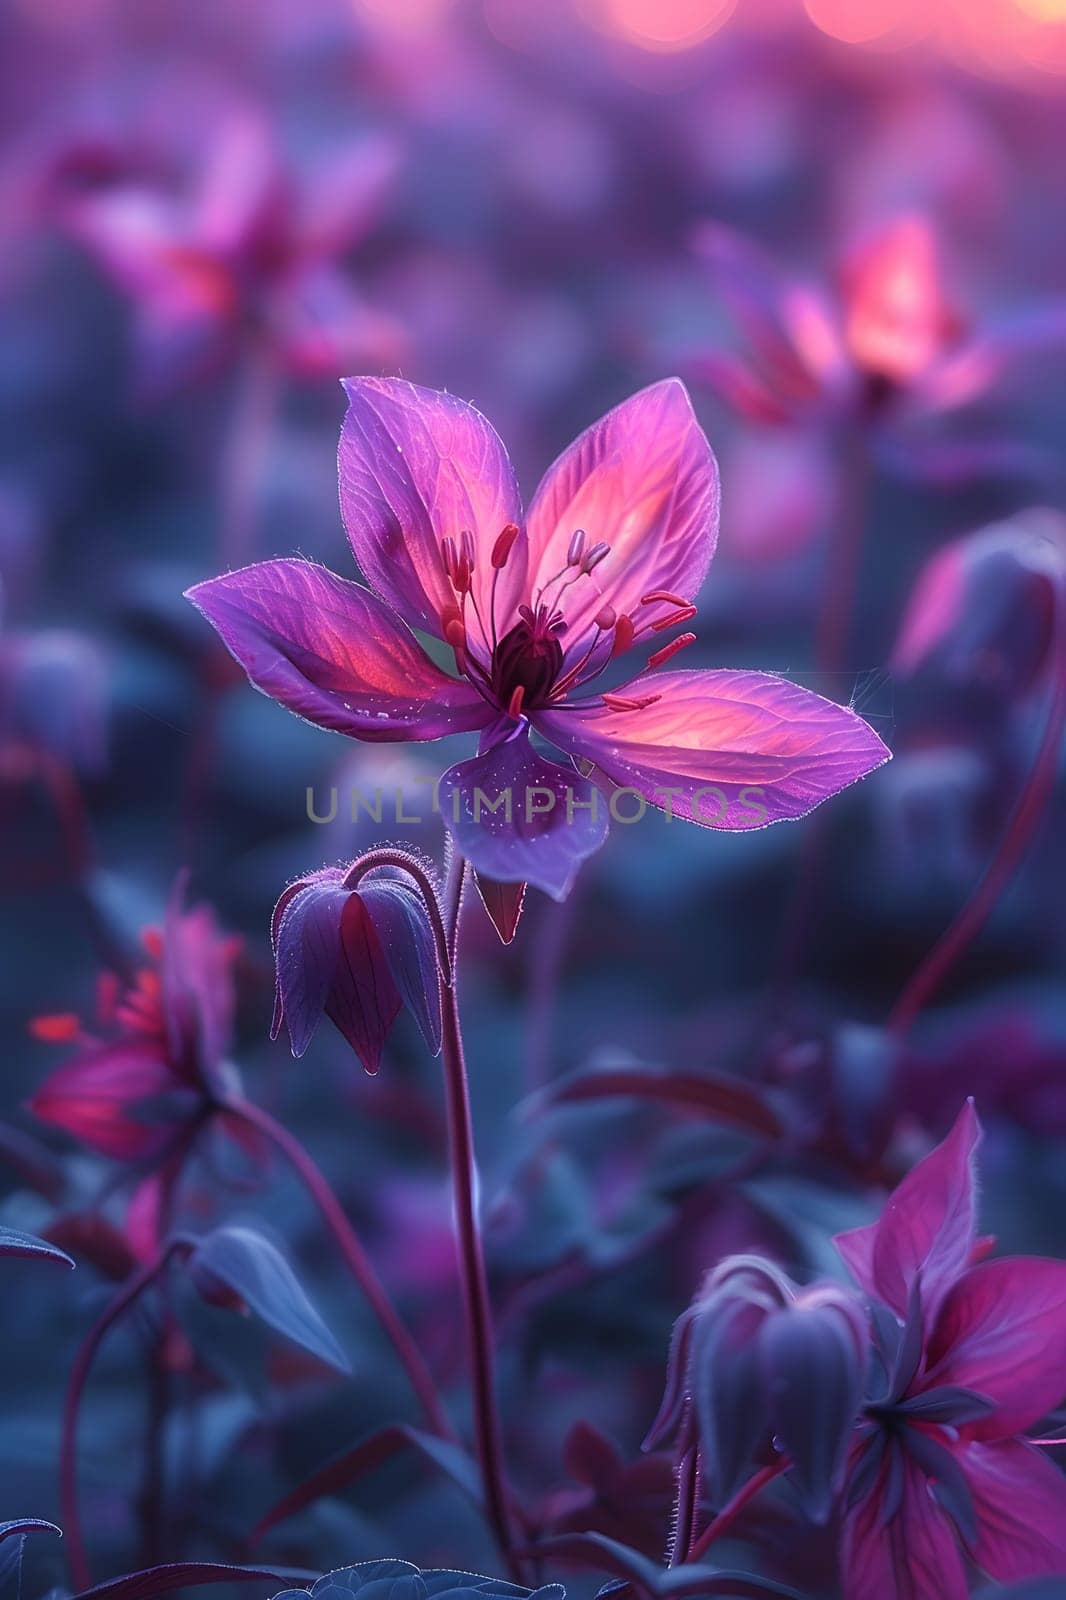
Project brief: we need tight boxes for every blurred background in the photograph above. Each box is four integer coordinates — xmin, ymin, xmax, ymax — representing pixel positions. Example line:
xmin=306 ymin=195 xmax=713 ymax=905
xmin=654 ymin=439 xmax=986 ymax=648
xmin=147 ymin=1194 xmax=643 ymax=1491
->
xmin=2 ymin=0 xmax=1066 ymax=1594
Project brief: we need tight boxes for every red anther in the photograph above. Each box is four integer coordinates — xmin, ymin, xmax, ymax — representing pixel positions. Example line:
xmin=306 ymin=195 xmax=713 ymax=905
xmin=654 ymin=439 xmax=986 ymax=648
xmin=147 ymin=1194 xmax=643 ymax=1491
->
xmin=640 ymin=590 xmax=690 ymax=608
xmin=459 ymin=529 xmax=476 ymax=566
xmin=445 ymin=617 xmax=468 ymax=652
xmin=567 ymin=528 xmax=587 ymax=566
xmin=651 ymin=605 xmax=698 ymax=633
xmin=454 ymin=556 xmax=473 ymax=595
xmin=492 ymin=522 xmax=520 ymax=568
xmin=582 ymin=541 xmax=610 ymax=573
xmin=647 ymin=632 xmax=696 ymax=669
xmin=611 ymin=614 xmax=636 ymax=656
xmin=141 ymin=926 xmax=164 ymax=959
xmin=507 ymin=685 xmax=526 ymax=719
xmin=594 ymin=604 xmax=617 ymax=631
xmin=441 ymin=535 xmax=459 ymax=579
xmin=28 ymin=1012 xmax=81 ymax=1043
xmin=602 ymin=692 xmax=661 ymax=712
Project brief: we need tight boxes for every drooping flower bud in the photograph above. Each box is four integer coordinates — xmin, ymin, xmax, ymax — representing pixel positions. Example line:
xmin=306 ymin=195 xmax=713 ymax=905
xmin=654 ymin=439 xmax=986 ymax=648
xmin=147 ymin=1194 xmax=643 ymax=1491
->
xmin=892 ymin=511 xmax=1064 ymax=702
xmin=647 ymin=1255 xmax=868 ymax=1523
xmin=271 ymin=861 xmax=443 ymax=1072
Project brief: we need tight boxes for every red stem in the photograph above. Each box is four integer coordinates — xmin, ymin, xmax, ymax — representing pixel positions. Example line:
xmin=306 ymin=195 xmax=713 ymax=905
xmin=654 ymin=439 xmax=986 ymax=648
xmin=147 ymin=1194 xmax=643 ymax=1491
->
xmin=342 ymin=848 xmax=520 ymax=1574
xmin=667 ymin=1414 xmax=700 ymax=1566
xmin=223 ymin=1094 xmax=451 ymax=1439
xmin=437 ymin=856 xmax=521 ymax=1575
xmin=684 ymin=1459 xmax=787 ymax=1563
xmin=815 ymin=427 xmax=871 ymax=676
xmin=888 ymin=647 xmax=1066 ymax=1035
xmin=61 ymin=1248 xmax=180 ymax=1589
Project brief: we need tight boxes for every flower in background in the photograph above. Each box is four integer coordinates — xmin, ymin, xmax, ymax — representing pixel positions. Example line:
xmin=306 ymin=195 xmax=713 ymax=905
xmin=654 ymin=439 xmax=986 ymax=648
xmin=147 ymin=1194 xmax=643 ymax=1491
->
xmin=646 ymin=1254 xmax=868 ymax=1523
xmin=188 ymin=377 xmax=888 ymax=908
xmin=692 ymin=213 xmax=1063 ymax=432
xmin=62 ymin=105 xmax=404 ymax=389
xmin=0 ymin=627 xmax=107 ymax=777
xmin=892 ymin=509 xmax=1065 ymax=708
xmin=29 ymin=884 xmax=241 ymax=1163
xmin=835 ymin=1101 xmax=1066 ymax=1599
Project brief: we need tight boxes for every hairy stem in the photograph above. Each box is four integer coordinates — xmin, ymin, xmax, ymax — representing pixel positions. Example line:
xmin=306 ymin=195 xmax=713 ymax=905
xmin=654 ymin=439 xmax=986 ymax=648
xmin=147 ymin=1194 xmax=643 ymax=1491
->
xmin=223 ymin=1094 xmax=451 ymax=1439
xmin=685 ymin=1459 xmax=787 ymax=1563
xmin=342 ymin=846 xmax=520 ymax=1573
xmin=438 ymin=854 xmax=521 ymax=1576
xmin=667 ymin=1409 xmax=701 ymax=1566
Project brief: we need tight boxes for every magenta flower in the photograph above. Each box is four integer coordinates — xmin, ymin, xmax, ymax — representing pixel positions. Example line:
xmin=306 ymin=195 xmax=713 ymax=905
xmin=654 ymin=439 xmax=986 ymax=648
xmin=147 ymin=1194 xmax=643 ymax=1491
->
xmin=692 ymin=214 xmax=1066 ymax=461
xmin=187 ymin=377 xmax=888 ymax=903
xmin=63 ymin=107 xmax=402 ymax=387
xmin=29 ymin=887 xmax=241 ymax=1162
xmin=834 ymin=1101 xmax=1066 ymax=1599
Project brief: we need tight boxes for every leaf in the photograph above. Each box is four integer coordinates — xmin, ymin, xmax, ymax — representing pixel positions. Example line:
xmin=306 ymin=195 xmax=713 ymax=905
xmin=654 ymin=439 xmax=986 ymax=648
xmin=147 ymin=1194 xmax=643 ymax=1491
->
xmin=70 ymin=1562 xmax=319 ymax=1600
xmin=188 ymin=1226 xmax=349 ymax=1374
xmin=0 ymin=1521 xmax=61 ymax=1544
xmin=0 ymin=1227 xmax=75 ymax=1269
xmin=532 ymin=1535 xmax=804 ymax=1600
xmin=272 ymin=1563 xmax=563 ymax=1600
xmin=533 ymin=1068 xmax=782 ymax=1139
xmin=252 ymin=1425 xmax=483 ymax=1540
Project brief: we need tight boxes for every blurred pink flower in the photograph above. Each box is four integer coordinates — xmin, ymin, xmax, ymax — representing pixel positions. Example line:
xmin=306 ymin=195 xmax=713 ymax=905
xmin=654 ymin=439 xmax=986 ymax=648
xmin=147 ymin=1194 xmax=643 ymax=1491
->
xmin=62 ymin=106 xmax=404 ymax=389
xmin=29 ymin=886 xmax=242 ymax=1162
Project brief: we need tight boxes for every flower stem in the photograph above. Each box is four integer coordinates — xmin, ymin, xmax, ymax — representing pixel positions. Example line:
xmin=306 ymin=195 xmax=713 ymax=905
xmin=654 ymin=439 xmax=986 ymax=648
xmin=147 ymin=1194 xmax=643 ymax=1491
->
xmin=223 ymin=1094 xmax=451 ymax=1439
xmin=61 ymin=1247 xmax=181 ymax=1589
xmin=438 ymin=854 xmax=522 ymax=1578
xmin=342 ymin=847 xmax=521 ymax=1575
xmin=219 ymin=343 xmax=280 ymax=568
xmin=684 ymin=1459 xmax=787 ymax=1563
xmin=667 ymin=1411 xmax=700 ymax=1566
xmin=888 ymin=647 xmax=1066 ymax=1035
xmin=815 ymin=426 xmax=871 ymax=676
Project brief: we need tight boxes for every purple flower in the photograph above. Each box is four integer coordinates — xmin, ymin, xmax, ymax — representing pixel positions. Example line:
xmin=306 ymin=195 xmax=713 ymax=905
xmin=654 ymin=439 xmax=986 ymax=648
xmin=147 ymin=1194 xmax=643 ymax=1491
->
xmin=835 ymin=1101 xmax=1066 ymax=1599
xmin=63 ymin=107 xmax=403 ymax=388
xmin=29 ymin=885 xmax=241 ymax=1161
xmin=270 ymin=864 xmax=442 ymax=1071
xmin=694 ymin=213 xmax=1066 ymax=430
xmin=187 ymin=377 xmax=888 ymax=904
xmin=646 ymin=1255 xmax=868 ymax=1523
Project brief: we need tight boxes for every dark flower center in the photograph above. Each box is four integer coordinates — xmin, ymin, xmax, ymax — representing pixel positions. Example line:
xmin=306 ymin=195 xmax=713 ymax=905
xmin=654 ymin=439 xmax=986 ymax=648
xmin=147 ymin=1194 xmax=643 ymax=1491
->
xmin=490 ymin=612 xmax=565 ymax=711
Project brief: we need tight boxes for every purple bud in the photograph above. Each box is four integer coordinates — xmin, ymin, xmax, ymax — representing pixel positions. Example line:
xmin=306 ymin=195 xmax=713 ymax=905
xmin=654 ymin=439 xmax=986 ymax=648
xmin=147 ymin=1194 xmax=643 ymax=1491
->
xmin=650 ymin=1255 xmax=869 ymax=1522
xmin=271 ymin=862 xmax=442 ymax=1072
xmin=757 ymin=1284 xmax=868 ymax=1522
xmin=893 ymin=511 xmax=1065 ymax=701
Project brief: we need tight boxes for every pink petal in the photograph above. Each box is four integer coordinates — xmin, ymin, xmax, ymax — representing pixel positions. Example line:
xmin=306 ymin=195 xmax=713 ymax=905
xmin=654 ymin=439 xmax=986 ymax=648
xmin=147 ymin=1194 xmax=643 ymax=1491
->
xmin=186 ymin=559 xmax=491 ymax=742
xmin=841 ymin=215 xmax=954 ymax=386
xmin=537 ymin=668 xmax=889 ymax=827
xmin=523 ymin=380 xmax=719 ymax=659
xmin=192 ymin=109 xmax=282 ymax=260
xmin=927 ymin=1257 xmax=1066 ymax=1438
xmin=293 ymin=134 xmax=401 ymax=262
xmin=836 ymin=1101 xmax=981 ymax=1324
xmin=338 ymin=377 xmax=523 ymax=643
xmin=834 ymin=1221 xmax=880 ymax=1302
xmin=960 ymin=1438 xmax=1066 ymax=1583
xmin=28 ymin=1042 xmax=190 ymax=1161
xmin=871 ymin=1100 xmax=981 ymax=1324
xmin=840 ymin=1448 xmax=968 ymax=1600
